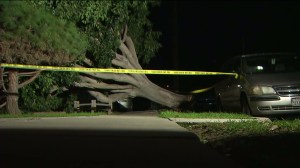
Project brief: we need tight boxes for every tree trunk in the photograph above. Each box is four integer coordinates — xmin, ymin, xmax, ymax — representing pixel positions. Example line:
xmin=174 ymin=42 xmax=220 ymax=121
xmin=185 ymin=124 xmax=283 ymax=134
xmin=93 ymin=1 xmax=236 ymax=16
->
xmin=138 ymin=81 xmax=191 ymax=108
xmin=6 ymin=70 xmax=21 ymax=115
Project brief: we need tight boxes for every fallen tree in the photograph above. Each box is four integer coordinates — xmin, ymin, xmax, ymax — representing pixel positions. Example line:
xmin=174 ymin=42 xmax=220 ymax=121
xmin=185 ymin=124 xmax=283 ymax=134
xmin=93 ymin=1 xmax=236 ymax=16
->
xmin=0 ymin=1 xmax=192 ymax=113
xmin=74 ymin=27 xmax=192 ymax=109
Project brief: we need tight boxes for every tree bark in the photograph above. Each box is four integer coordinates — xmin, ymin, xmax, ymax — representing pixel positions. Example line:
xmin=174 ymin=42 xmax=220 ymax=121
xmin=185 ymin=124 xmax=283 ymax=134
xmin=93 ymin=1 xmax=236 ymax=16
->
xmin=0 ymin=68 xmax=3 ymax=91
xmin=0 ymin=68 xmax=6 ymax=109
xmin=1 ymin=69 xmax=42 ymax=113
xmin=6 ymin=70 xmax=21 ymax=115
xmin=75 ymin=26 xmax=192 ymax=109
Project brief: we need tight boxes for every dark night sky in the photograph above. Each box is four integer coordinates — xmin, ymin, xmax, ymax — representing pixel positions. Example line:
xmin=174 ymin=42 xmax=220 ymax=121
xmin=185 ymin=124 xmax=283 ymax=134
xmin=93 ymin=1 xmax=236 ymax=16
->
xmin=148 ymin=0 xmax=300 ymax=92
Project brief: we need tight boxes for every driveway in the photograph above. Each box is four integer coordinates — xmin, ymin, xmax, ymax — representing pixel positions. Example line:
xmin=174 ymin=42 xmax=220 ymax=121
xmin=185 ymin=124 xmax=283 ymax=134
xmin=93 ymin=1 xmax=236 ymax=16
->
xmin=0 ymin=115 xmax=241 ymax=168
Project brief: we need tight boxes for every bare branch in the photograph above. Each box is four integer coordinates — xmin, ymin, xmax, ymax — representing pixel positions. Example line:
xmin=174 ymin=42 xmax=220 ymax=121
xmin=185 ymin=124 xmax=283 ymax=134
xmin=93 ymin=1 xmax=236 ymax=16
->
xmin=110 ymin=88 xmax=132 ymax=93
xmin=88 ymin=90 xmax=110 ymax=103
xmin=115 ymin=53 xmax=126 ymax=61
xmin=112 ymin=54 xmax=134 ymax=69
xmin=121 ymin=25 xmax=128 ymax=43
xmin=75 ymin=64 xmax=139 ymax=86
xmin=18 ymin=70 xmax=42 ymax=88
xmin=83 ymin=56 xmax=145 ymax=84
xmin=50 ymin=86 xmax=69 ymax=95
xmin=125 ymin=36 xmax=139 ymax=63
xmin=76 ymin=75 xmax=133 ymax=90
xmin=83 ymin=58 xmax=93 ymax=67
xmin=0 ymin=68 xmax=6 ymax=92
xmin=117 ymin=39 xmax=148 ymax=80
xmin=0 ymin=102 xmax=6 ymax=108
xmin=112 ymin=54 xmax=148 ymax=82
xmin=110 ymin=87 xmax=140 ymax=98
xmin=119 ymin=42 xmax=140 ymax=69
xmin=108 ymin=93 xmax=129 ymax=102
xmin=88 ymin=90 xmax=131 ymax=104
xmin=19 ymin=70 xmax=43 ymax=76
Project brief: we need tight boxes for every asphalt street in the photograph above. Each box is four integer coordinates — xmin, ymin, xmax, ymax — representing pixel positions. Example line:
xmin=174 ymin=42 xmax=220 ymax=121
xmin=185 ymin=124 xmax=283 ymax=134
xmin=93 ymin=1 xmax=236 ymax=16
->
xmin=0 ymin=115 xmax=242 ymax=168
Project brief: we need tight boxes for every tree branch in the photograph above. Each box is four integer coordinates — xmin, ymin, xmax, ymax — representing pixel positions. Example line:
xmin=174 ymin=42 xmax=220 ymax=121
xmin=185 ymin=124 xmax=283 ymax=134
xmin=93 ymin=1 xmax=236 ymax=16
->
xmin=121 ymin=25 xmax=128 ymax=43
xmin=75 ymin=64 xmax=139 ymax=86
xmin=73 ymin=26 xmax=192 ymax=109
xmin=87 ymin=90 xmax=110 ymax=103
xmin=76 ymin=75 xmax=133 ymax=90
xmin=0 ymin=102 xmax=6 ymax=108
xmin=18 ymin=70 xmax=42 ymax=88
xmin=1 ymin=68 xmax=7 ymax=92
xmin=110 ymin=88 xmax=139 ymax=98
xmin=112 ymin=53 xmax=148 ymax=82
xmin=108 ymin=93 xmax=129 ymax=102
xmin=112 ymin=53 xmax=134 ymax=69
xmin=119 ymin=42 xmax=141 ymax=69
xmin=118 ymin=26 xmax=142 ymax=70
xmin=117 ymin=34 xmax=148 ymax=81
xmin=49 ymin=86 xmax=69 ymax=95
xmin=83 ymin=58 xmax=94 ymax=67
xmin=125 ymin=36 xmax=139 ymax=66
xmin=19 ymin=71 xmax=42 ymax=76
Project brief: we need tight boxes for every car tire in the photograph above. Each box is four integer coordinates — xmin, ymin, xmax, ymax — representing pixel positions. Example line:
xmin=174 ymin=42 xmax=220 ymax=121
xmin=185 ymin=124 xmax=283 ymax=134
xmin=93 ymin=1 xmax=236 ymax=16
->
xmin=241 ymin=96 xmax=252 ymax=115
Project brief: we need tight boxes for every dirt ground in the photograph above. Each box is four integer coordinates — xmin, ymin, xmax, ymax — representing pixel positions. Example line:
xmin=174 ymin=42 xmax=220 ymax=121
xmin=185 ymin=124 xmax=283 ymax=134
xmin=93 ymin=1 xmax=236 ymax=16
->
xmin=184 ymin=124 xmax=300 ymax=168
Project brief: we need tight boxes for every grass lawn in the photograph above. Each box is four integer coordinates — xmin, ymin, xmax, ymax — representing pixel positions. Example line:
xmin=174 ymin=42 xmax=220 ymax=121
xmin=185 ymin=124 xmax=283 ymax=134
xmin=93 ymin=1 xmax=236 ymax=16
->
xmin=158 ymin=111 xmax=300 ymax=168
xmin=180 ymin=118 xmax=300 ymax=168
xmin=1 ymin=110 xmax=252 ymax=119
xmin=159 ymin=111 xmax=252 ymax=119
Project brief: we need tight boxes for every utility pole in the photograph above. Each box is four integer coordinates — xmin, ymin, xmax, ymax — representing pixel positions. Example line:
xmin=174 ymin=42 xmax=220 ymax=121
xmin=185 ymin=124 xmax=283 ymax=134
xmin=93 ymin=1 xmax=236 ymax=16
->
xmin=170 ymin=1 xmax=179 ymax=91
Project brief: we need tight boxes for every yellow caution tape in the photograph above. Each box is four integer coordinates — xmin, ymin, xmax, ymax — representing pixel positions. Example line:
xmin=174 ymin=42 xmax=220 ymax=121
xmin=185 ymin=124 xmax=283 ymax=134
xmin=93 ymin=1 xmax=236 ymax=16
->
xmin=0 ymin=63 xmax=238 ymax=94
xmin=191 ymin=86 xmax=215 ymax=94
xmin=0 ymin=63 xmax=238 ymax=77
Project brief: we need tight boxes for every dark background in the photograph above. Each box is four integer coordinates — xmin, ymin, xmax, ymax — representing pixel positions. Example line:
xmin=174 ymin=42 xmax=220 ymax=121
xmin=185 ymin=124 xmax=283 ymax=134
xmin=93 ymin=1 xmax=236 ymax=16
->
xmin=147 ymin=0 xmax=300 ymax=93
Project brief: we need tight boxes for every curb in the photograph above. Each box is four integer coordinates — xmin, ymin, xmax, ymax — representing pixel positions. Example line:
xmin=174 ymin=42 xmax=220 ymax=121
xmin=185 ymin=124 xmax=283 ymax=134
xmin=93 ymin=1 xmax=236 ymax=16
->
xmin=168 ymin=117 xmax=272 ymax=123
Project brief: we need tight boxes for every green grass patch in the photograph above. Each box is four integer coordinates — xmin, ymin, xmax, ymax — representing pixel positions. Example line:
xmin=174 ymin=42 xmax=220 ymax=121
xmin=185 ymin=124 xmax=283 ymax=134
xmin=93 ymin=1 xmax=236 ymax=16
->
xmin=0 ymin=112 xmax=106 ymax=118
xmin=181 ymin=121 xmax=270 ymax=137
xmin=180 ymin=118 xmax=300 ymax=168
xmin=159 ymin=111 xmax=251 ymax=119
xmin=180 ymin=118 xmax=300 ymax=143
xmin=273 ymin=119 xmax=300 ymax=132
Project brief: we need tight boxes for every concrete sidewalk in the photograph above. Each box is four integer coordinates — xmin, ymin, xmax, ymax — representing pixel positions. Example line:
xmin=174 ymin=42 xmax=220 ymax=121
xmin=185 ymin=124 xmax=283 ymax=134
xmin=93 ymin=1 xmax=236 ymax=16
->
xmin=0 ymin=115 xmax=242 ymax=168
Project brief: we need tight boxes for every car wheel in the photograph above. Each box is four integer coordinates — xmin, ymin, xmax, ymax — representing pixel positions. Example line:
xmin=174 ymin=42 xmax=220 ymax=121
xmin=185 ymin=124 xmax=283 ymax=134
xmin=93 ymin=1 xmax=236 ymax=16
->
xmin=241 ymin=96 xmax=252 ymax=115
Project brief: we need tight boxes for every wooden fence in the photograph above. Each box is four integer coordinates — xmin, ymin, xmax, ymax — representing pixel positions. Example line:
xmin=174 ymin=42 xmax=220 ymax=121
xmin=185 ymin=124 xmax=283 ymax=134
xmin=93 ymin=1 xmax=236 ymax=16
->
xmin=74 ymin=100 xmax=112 ymax=114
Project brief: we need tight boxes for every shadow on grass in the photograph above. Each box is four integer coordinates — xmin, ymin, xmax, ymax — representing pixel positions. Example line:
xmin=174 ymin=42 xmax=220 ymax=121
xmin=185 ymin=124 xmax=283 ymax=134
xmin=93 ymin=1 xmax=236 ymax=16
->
xmin=209 ymin=133 xmax=300 ymax=168
xmin=268 ymin=113 xmax=300 ymax=121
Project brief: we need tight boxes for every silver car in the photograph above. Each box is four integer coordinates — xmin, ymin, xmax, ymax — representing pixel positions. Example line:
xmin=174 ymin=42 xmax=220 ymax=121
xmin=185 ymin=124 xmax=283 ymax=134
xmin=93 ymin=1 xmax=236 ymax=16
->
xmin=214 ymin=53 xmax=300 ymax=116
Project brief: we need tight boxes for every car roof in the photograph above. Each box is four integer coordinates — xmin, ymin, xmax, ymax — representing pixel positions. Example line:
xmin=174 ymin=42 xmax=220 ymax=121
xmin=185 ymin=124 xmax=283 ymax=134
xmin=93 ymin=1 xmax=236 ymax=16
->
xmin=221 ymin=52 xmax=298 ymax=70
xmin=239 ymin=52 xmax=297 ymax=58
